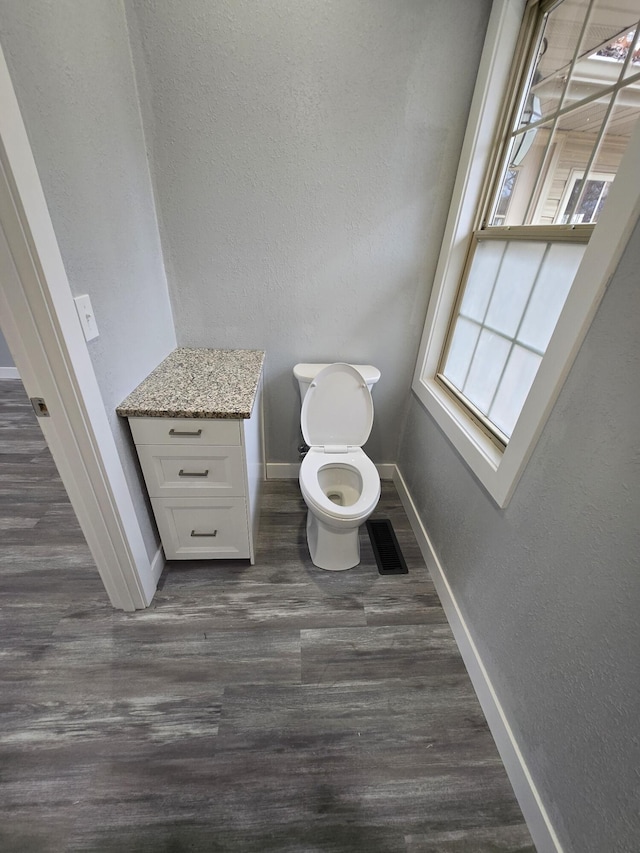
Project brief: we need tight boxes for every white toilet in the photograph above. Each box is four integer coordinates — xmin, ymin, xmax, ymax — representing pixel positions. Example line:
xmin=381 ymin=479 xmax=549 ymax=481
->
xmin=294 ymin=362 xmax=381 ymax=571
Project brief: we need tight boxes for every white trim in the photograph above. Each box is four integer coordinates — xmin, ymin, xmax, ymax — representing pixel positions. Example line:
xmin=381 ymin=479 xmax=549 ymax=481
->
xmin=393 ymin=465 xmax=563 ymax=853
xmin=0 ymin=366 xmax=19 ymax=379
xmin=412 ymin=0 xmax=640 ymax=507
xmin=375 ymin=463 xmax=396 ymax=480
xmin=266 ymin=461 xmax=396 ymax=480
xmin=266 ymin=462 xmax=300 ymax=479
xmin=0 ymin=44 xmax=157 ymax=611
xmin=150 ymin=545 xmax=165 ymax=585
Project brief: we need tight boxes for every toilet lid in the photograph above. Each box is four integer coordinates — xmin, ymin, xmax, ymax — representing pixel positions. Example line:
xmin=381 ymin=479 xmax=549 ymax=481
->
xmin=301 ymin=363 xmax=374 ymax=448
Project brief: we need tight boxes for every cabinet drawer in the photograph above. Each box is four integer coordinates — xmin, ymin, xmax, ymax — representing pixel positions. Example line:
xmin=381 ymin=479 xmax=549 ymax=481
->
xmin=129 ymin=417 xmax=241 ymax=447
xmin=151 ymin=497 xmax=249 ymax=560
xmin=137 ymin=445 xmax=244 ymax=498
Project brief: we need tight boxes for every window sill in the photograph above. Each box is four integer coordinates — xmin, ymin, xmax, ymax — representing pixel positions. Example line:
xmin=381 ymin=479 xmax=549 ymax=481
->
xmin=413 ymin=375 xmax=511 ymax=507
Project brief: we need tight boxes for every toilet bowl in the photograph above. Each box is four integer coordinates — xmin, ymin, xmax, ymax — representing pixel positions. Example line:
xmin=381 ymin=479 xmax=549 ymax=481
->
xmin=294 ymin=362 xmax=381 ymax=571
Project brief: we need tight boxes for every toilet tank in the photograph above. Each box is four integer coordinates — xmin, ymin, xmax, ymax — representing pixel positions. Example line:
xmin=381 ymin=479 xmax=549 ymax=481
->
xmin=293 ymin=363 xmax=381 ymax=402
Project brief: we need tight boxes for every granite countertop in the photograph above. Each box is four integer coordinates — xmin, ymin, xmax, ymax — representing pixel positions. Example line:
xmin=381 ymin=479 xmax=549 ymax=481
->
xmin=116 ymin=348 xmax=265 ymax=419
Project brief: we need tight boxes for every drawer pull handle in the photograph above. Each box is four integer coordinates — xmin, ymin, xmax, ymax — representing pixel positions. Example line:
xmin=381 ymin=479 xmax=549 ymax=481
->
xmin=190 ymin=529 xmax=217 ymax=537
xmin=169 ymin=428 xmax=202 ymax=437
xmin=178 ymin=469 xmax=209 ymax=477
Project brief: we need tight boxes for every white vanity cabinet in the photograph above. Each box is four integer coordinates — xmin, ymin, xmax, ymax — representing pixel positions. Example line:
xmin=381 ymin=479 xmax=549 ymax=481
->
xmin=117 ymin=348 xmax=265 ymax=563
xmin=129 ymin=407 xmax=263 ymax=561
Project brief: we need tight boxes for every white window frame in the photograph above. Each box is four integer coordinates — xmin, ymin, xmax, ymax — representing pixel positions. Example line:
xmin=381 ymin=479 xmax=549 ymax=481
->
xmin=412 ymin=0 xmax=640 ymax=507
xmin=555 ymin=169 xmax=616 ymax=224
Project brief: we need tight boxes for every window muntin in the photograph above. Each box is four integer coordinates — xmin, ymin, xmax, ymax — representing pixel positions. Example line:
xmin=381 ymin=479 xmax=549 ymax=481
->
xmin=490 ymin=11 xmax=640 ymax=230
xmin=442 ymin=238 xmax=584 ymax=438
xmin=440 ymin=0 xmax=640 ymax=443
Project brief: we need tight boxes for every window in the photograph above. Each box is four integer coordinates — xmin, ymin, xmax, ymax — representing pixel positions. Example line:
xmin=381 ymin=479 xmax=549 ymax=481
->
xmin=492 ymin=167 xmax=521 ymax=225
xmin=441 ymin=238 xmax=584 ymax=439
xmin=555 ymin=170 xmax=615 ymax=223
xmin=412 ymin=0 xmax=640 ymax=506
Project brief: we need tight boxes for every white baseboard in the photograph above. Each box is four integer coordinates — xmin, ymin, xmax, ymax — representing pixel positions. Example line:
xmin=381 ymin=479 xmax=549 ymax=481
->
xmin=266 ymin=461 xmax=396 ymax=480
xmin=375 ymin=463 xmax=396 ymax=479
xmin=266 ymin=462 xmax=300 ymax=479
xmin=393 ymin=465 xmax=563 ymax=853
xmin=0 ymin=366 xmax=19 ymax=379
xmin=149 ymin=544 xmax=165 ymax=584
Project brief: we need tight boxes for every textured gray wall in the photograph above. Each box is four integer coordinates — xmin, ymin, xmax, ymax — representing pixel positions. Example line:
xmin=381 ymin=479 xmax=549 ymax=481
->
xmin=0 ymin=329 xmax=15 ymax=368
xmin=2 ymin=1 xmax=636 ymax=845
xmin=398 ymin=216 xmax=640 ymax=852
xmin=126 ymin=0 xmax=492 ymax=463
xmin=0 ymin=0 xmax=176 ymax=559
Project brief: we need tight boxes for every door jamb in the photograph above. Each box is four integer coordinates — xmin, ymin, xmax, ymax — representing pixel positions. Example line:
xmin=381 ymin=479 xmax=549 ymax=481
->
xmin=0 ymin=44 xmax=158 ymax=611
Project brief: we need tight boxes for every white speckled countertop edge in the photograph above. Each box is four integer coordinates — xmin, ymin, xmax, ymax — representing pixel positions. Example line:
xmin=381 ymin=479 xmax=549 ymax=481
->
xmin=116 ymin=348 xmax=265 ymax=419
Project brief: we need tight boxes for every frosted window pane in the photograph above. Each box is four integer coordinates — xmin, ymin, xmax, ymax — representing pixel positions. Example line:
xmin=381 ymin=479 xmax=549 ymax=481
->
xmin=459 ymin=241 xmax=506 ymax=322
xmin=519 ymin=243 xmax=585 ymax=352
xmin=443 ymin=317 xmax=481 ymax=391
xmin=489 ymin=346 xmax=542 ymax=437
xmin=485 ymin=241 xmax=547 ymax=337
xmin=463 ymin=329 xmax=511 ymax=413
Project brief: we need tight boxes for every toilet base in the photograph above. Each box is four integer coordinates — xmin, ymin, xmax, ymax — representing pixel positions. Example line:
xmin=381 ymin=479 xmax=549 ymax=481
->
xmin=306 ymin=510 xmax=361 ymax=571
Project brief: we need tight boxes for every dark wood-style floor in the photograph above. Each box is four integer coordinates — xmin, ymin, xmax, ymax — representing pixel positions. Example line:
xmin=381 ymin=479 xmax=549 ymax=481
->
xmin=0 ymin=379 xmax=535 ymax=852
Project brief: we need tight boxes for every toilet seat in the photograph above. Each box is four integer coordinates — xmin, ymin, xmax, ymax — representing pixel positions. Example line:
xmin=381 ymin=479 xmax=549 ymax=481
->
xmin=300 ymin=449 xmax=380 ymax=522
xmin=300 ymin=363 xmax=373 ymax=450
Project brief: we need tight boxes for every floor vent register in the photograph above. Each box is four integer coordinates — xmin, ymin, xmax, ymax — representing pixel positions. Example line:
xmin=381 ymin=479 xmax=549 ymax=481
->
xmin=366 ymin=518 xmax=409 ymax=575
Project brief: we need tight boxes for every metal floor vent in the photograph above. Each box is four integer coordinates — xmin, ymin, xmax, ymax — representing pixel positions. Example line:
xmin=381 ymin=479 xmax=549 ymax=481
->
xmin=366 ymin=519 xmax=408 ymax=575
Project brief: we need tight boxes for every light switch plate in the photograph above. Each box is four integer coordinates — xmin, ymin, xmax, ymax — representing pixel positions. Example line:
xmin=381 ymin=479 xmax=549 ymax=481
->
xmin=74 ymin=294 xmax=99 ymax=341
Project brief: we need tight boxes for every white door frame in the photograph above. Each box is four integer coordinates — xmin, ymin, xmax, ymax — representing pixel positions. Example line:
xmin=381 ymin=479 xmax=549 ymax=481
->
xmin=0 ymin=45 xmax=158 ymax=611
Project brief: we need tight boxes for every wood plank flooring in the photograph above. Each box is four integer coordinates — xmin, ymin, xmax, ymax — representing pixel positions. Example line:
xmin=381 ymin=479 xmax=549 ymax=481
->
xmin=0 ymin=379 xmax=535 ymax=852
